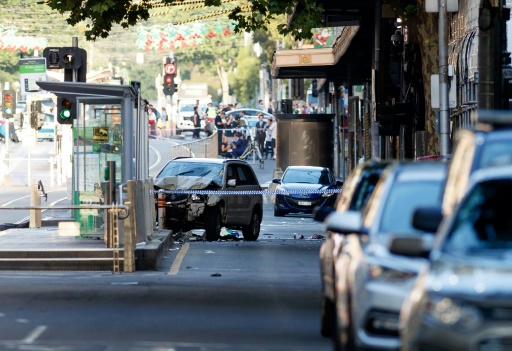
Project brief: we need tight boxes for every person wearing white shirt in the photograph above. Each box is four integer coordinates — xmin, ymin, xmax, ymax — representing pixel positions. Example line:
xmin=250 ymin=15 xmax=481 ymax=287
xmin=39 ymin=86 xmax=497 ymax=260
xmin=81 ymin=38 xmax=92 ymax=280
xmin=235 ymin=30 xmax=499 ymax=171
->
xmin=267 ymin=118 xmax=277 ymax=159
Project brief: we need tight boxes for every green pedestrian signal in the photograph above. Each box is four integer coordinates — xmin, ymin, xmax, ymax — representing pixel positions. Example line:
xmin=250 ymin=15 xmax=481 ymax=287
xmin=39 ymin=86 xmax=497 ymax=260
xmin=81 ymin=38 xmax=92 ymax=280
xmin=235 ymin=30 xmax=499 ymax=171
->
xmin=57 ymin=97 xmax=75 ymax=124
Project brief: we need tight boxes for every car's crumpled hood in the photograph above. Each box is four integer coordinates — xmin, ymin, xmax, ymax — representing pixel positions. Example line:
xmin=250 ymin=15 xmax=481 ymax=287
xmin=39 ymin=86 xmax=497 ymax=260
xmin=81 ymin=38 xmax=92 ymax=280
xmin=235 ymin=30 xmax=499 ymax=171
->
xmin=154 ymin=176 xmax=217 ymax=190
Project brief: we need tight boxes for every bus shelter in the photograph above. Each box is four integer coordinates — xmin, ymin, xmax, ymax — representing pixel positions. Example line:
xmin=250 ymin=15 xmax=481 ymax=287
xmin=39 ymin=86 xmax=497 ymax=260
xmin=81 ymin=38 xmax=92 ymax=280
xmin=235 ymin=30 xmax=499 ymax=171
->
xmin=36 ymin=81 xmax=149 ymax=236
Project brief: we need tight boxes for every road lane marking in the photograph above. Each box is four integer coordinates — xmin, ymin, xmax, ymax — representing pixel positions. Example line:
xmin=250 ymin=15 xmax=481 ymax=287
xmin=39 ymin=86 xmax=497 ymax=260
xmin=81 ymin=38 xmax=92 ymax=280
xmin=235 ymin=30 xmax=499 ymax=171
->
xmin=168 ymin=243 xmax=189 ymax=275
xmin=148 ymin=144 xmax=161 ymax=171
xmin=21 ymin=325 xmax=47 ymax=344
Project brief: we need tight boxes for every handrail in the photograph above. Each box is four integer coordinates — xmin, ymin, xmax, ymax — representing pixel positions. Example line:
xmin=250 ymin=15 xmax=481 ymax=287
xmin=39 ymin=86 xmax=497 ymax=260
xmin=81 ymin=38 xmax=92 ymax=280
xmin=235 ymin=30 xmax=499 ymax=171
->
xmin=0 ymin=204 xmax=130 ymax=220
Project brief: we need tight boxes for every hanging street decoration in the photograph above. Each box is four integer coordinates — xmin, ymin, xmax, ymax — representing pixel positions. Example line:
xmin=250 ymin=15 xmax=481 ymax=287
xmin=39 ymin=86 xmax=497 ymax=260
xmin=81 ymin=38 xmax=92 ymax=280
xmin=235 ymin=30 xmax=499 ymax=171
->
xmin=0 ymin=25 xmax=48 ymax=52
xmin=136 ymin=22 xmax=237 ymax=52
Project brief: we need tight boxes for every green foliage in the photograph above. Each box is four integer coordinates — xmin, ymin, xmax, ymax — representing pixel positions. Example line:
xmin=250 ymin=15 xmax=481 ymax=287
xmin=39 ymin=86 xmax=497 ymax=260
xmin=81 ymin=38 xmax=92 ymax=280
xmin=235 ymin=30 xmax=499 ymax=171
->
xmin=45 ymin=0 xmax=325 ymax=42
xmin=229 ymin=47 xmax=259 ymax=104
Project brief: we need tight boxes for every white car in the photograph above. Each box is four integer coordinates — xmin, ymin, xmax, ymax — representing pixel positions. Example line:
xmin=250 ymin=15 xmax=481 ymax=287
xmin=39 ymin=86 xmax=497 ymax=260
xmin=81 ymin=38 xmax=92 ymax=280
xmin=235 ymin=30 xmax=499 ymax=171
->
xmin=326 ymin=161 xmax=447 ymax=351
xmin=394 ymin=165 xmax=512 ymax=351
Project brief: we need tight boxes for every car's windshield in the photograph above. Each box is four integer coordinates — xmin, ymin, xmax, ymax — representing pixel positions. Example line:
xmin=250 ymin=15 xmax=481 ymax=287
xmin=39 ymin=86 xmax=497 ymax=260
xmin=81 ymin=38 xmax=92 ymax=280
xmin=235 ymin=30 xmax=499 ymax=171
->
xmin=349 ymin=171 xmax=382 ymax=211
xmin=478 ymin=139 xmax=512 ymax=169
xmin=282 ymin=168 xmax=332 ymax=185
xmin=444 ymin=179 xmax=512 ymax=253
xmin=379 ymin=180 xmax=443 ymax=233
xmin=157 ymin=161 xmax=224 ymax=184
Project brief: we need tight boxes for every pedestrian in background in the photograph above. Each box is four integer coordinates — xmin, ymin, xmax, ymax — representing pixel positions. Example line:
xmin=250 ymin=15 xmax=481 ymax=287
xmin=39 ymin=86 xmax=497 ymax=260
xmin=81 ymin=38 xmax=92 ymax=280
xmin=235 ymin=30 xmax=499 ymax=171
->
xmin=215 ymin=111 xmax=227 ymax=154
xmin=267 ymin=117 xmax=277 ymax=159
xmin=230 ymin=132 xmax=246 ymax=159
xmin=148 ymin=107 xmax=157 ymax=139
xmin=255 ymin=113 xmax=267 ymax=156
xmin=264 ymin=119 xmax=274 ymax=159
xmin=267 ymin=102 xmax=275 ymax=115
xmin=257 ymin=99 xmax=264 ymax=111
xmin=192 ymin=106 xmax=201 ymax=139
xmin=159 ymin=107 xmax=169 ymax=138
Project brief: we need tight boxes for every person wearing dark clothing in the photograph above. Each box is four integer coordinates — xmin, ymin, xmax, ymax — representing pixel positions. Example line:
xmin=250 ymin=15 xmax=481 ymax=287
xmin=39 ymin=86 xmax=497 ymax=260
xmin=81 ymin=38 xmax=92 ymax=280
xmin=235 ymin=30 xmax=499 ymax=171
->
xmin=192 ymin=106 xmax=201 ymax=139
xmin=215 ymin=111 xmax=227 ymax=154
xmin=224 ymin=115 xmax=237 ymax=137
xmin=255 ymin=113 xmax=267 ymax=156
xmin=220 ymin=135 xmax=232 ymax=158
xmin=230 ymin=132 xmax=246 ymax=158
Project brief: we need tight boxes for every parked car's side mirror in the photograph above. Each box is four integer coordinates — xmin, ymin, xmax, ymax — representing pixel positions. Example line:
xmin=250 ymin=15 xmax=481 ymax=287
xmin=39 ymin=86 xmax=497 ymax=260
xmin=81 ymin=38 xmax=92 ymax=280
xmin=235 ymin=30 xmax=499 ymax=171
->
xmin=227 ymin=179 xmax=237 ymax=187
xmin=272 ymin=178 xmax=281 ymax=184
xmin=413 ymin=206 xmax=443 ymax=233
xmin=335 ymin=180 xmax=344 ymax=187
xmin=325 ymin=211 xmax=363 ymax=234
xmin=389 ymin=236 xmax=432 ymax=257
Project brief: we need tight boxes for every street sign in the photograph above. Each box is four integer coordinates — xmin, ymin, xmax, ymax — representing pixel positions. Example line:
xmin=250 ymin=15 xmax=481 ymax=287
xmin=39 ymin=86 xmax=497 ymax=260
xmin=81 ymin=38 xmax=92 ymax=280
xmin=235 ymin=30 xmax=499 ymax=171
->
xmin=19 ymin=58 xmax=47 ymax=99
xmin=164 ymin=63 xmax=176 ymax=75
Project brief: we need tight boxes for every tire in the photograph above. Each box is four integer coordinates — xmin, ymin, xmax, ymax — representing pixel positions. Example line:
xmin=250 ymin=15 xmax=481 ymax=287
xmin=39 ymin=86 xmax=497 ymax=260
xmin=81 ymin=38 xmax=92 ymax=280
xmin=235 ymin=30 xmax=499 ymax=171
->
xmin=320 ymin=296 xmax=335 ymax=338
xmin=333 ymin=296 xmax=356 ymax=351
xmin=204 ymin=208 xmax=221 ymax=241
xmin=274 ymin=206 xmax=285 ymax=217
xmin=242 ymin=210 xmax=260 ymax=241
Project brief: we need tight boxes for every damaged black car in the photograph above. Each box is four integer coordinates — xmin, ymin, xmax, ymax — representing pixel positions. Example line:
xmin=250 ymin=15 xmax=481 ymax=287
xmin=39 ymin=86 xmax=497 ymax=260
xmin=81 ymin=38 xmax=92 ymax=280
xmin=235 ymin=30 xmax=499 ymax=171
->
xmin=154 ymin=157 xmax=263 ymax=241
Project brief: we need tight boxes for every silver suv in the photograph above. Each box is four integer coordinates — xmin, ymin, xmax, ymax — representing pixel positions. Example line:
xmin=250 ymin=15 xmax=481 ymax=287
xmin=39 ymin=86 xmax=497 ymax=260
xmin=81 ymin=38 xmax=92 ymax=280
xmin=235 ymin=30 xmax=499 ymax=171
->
xmin=154 ymin=157 xmax=263 ymax=241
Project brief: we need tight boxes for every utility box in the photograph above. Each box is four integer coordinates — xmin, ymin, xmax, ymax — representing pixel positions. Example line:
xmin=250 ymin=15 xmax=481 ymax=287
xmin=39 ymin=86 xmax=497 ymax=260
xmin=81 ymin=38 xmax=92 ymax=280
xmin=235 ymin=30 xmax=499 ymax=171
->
xmin=274 ymin=114 xmax=335 ymax=171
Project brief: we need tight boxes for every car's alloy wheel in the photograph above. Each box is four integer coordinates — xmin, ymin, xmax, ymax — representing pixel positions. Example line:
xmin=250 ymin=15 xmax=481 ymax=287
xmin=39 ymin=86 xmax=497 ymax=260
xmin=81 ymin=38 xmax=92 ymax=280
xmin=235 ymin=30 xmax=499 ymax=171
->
xmin=242 ymin=210 xmax=260 ymax=241
xmin=204 ymin=208 xmax=221 ymax=241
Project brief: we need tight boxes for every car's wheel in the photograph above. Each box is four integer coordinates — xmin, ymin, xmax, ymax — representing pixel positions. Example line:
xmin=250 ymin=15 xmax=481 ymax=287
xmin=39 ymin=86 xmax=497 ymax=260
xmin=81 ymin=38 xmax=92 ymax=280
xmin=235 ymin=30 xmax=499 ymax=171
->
xmin=274 ymin=206 xmax=285 ymax=217
xmin=242 ymin=210 xmax=260 ymax=241
xmin=204 ymin=208 xmax=221 ymax=241
xmin=333 ymin=296 xmax=356 ymax=351
xmin=320 ymin=296 xmax=335 ymax=338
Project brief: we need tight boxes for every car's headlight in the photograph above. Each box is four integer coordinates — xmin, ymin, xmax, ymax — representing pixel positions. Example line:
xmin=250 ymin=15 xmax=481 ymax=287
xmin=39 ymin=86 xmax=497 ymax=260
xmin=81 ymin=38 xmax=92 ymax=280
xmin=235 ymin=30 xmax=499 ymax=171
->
xmin=368 ymin=263 xmax=416 ymax=282
xmin=421 ymin=295 xmax=483 ymax=332
xmin=190 ymin=194 xmax=205 ymax=202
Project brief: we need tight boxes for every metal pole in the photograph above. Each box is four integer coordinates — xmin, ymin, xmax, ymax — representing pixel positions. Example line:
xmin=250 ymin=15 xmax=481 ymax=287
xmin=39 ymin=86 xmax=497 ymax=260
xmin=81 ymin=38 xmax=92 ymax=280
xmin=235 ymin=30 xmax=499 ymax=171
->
xmin=438 ymin=0 xmax=450 ymax=156
xmin=333 ymin=84 xmax=339 ymax=177
xmin=372 ymin=0 xmax=381 ymax=160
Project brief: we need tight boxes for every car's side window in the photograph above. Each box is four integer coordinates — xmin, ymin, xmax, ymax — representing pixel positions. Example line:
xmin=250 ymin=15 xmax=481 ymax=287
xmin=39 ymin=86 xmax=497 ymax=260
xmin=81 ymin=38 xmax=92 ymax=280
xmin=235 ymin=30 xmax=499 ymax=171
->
xmin=236 ymin=165 xmax=250 ymax=186
xmin=226 ymin=165 xmax=237 ymax=184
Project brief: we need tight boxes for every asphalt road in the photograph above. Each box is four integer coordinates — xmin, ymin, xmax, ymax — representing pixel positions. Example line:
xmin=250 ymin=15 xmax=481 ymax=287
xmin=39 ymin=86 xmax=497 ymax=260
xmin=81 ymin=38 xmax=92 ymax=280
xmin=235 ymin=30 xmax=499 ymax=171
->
xmin=0 ymin=239 xmax=331 ymax=351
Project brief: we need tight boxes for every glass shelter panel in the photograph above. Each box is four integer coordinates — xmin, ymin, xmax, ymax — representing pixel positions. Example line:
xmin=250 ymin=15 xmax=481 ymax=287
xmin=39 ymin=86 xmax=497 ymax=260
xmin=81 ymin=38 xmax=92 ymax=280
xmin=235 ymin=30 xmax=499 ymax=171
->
xmin=74 ymin=102 xmax=123 ymax=235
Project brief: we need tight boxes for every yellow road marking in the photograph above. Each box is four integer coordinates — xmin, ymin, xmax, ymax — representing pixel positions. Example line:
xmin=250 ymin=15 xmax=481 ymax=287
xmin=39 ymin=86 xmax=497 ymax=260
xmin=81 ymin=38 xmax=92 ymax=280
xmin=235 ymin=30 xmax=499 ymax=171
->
xmin=168 ymin=243 xmax=189 ymax=275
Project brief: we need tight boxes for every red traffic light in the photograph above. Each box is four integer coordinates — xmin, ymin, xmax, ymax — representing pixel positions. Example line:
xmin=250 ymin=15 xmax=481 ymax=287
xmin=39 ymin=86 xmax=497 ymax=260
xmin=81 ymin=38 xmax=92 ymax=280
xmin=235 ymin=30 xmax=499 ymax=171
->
xmin=4 ymin=93 xmax=12 ymax=101
xmin=164 ymin=75 xmax=173 ymax=85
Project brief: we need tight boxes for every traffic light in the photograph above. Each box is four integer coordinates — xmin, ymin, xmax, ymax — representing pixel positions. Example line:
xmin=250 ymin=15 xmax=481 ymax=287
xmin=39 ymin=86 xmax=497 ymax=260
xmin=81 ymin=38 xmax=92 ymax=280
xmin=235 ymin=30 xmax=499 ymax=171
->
xmin=163 ymin=74 xmax=175 ymax=95
xmin=57 ymin=97 xmax=76 ymax=125
xmin=30 ymin=101 xmax=44 ymax=130
xmin=2 ymin=90 xmax=16 ymax=118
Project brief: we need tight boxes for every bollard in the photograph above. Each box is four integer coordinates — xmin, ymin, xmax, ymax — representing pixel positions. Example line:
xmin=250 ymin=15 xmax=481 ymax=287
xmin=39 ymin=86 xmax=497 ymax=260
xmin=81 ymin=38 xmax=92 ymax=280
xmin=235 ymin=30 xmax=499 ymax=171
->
xmin=29 ymin=179 xmax=42 ymax=228
xmin=157 ymin=190 xmax=166 ymax=229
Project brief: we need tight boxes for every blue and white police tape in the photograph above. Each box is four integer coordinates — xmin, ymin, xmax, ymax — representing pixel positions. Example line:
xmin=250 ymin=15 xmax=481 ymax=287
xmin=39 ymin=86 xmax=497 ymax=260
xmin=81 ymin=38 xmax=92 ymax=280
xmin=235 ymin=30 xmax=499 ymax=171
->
xmin=151 ymin=189 xmax=342 ymax=195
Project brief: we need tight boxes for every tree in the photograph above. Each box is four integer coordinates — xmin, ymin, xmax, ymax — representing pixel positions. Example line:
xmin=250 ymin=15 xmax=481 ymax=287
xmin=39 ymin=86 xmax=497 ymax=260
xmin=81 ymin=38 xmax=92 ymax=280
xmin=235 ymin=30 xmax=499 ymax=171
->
xmin=229 ymin=47 xmax=260 ymax=104
xmin=45 ymin=0 xmax=324 ymax=41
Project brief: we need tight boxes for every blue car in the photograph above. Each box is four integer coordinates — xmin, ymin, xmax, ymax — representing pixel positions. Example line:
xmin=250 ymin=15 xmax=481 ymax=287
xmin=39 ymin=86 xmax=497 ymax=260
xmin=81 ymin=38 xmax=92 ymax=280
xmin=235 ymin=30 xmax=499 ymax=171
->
xmin=273 ymin=166 xmax=342 ymax=216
